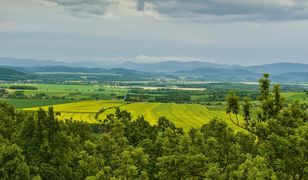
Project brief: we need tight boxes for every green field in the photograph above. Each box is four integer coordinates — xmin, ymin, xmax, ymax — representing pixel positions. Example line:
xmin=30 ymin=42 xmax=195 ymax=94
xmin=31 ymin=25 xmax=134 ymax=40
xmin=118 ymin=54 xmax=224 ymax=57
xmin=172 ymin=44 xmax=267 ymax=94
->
xmin=2 ymin=83 xmax=307 ymax=103
xmin=24 ymin=100 xmax=243 ymax=130
xmin=282 ymin=92 xmax=308 ymax=103
xmin=3 ymin=99 xmax=76 ymax=109
xmin=1 ymin=83 xmax=128 ymax=100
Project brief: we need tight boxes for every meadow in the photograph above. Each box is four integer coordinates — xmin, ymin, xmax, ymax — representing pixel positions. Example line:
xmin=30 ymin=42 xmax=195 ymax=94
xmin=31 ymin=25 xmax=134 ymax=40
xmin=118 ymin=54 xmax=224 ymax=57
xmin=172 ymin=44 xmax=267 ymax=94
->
xmin=3 ymin=99 xmax=75 ymax=109
xmin=1 ymin=83 xmax=128 ymax=100
xmin=282 ymin=92 xmax=307 ymax=103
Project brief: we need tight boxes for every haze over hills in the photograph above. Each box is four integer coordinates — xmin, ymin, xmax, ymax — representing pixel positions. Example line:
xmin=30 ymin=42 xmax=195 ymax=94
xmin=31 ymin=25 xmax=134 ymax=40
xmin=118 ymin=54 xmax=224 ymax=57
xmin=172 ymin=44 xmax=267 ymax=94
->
xmin=176 ymin=67 xmax=258 ymax=82
xmin=1 ymin=57 xmax=307 ymax=73
xmin=0 ymin=57 xmax=307 ymax=83
xmin=114 ymin=61 xmax=308 ymax=75
xmin=14 ymin=66 xmax=143 ymax=75
xmin=116 ymin=61 xmax=238 ymax=73
xmin=0 ymin=57 xmax=98 ymax=68
xmin=246 ymin=62 xmax=308 ymax=75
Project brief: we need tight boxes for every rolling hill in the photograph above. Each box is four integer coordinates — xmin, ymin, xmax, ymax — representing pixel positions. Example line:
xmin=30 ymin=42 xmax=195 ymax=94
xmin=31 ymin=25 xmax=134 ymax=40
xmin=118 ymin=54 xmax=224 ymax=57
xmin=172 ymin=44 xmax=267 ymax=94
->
xmin=16 ymin=66 xmax=150 ymax=76
xmin=176 ymin=67 xmax=258 ymax=82
xmin=0 ymin=67 xmax=27 ymax=80
xmin=0 ymin=57 xmax=98 ymax=67
xmin=247 ymin=62 xmax=308 ymax=75
xmin=115 ymin=61 xmax=236 ymax=72
xmin=114 ymin=61 xmax=308 ymax=75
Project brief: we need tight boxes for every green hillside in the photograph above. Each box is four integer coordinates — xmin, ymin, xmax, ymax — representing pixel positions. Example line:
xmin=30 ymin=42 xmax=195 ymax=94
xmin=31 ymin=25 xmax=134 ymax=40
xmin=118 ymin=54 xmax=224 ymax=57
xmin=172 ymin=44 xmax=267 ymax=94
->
xmin=0 ymin=67 xmax=26 ymax=80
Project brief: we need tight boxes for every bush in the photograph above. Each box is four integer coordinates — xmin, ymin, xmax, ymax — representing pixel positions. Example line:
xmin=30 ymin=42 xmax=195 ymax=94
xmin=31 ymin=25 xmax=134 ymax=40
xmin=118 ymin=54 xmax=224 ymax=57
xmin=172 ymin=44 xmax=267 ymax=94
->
xmin=9 ymin=85 xmax=38 ymax=90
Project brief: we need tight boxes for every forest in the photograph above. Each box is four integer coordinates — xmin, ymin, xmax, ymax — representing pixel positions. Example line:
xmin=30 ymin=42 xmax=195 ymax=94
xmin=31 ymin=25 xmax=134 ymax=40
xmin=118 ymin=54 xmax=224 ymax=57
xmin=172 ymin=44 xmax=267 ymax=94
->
xmin=0 ymin=74 xmax=307 ymax=179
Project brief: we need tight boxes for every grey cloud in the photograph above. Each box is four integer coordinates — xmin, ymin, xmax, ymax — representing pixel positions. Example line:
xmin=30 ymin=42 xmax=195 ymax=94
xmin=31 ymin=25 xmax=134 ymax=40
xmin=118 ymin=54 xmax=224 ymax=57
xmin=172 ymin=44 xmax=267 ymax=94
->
xmin=44 ymin=0 xmax=116 ymax=15
xmin=42 ymin=0 xmax=308 ymax=21
xmin=137 ymin=0 xmax=308 ymax=21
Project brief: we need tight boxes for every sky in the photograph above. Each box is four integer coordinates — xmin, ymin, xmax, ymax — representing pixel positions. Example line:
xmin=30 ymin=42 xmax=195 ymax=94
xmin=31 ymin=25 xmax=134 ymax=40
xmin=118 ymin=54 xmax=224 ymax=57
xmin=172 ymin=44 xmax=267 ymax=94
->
xmin=0 ymin=0 xmax=308 ymax=65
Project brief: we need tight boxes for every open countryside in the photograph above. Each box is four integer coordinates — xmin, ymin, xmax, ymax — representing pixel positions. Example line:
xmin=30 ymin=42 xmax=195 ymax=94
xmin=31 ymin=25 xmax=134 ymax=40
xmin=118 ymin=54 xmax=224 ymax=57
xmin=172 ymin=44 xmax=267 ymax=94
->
xmin=1 ymin=0 xmax=308 ymax=179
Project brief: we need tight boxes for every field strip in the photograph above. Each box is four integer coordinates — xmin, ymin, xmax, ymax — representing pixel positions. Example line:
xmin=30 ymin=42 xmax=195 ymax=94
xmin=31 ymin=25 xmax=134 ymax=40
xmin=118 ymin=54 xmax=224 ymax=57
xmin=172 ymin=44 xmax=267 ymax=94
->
xmin=22 ymin=100 xmax=245 ymax=130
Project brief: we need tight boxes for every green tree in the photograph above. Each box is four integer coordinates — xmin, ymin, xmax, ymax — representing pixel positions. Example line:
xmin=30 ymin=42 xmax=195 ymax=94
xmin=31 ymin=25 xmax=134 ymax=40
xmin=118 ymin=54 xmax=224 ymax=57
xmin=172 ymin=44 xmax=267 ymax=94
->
xmin=157 ymin=116 xmax=176 ymax=131
xmin=0 ymin=88 xmax=8 ymax=98
xmin=0 ymin=102 xmax=16 ymax=140
xmin=0 ymin=136 xmax=30 ymax=180
xmin=257 ymin=74 xmax=276 ymax=120
xmin=235 ymin=155 xmax=277 ymax=179
xmin=113 ymin=147 xmax=149 ymax=179
xmin=75 ymin=140 xmax=105 ymax=179
xmin=226 ymin=91 xmax=240 ymax=125
xmin=126 ymin=116 xmax=156 ymax=146
xmin=243 ymin=97 xmax=252 ymax=128
xmin=258 ymin=73 xmax=270 ymax=101
xmin=273 ymin=84 xmax=284 ymax=117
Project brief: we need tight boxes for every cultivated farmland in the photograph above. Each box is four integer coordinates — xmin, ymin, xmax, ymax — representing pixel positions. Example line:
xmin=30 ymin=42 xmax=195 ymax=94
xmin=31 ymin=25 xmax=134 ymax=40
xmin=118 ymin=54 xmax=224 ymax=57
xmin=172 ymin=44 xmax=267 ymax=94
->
xmin=24 ymin=100 xmax=243 ymax=130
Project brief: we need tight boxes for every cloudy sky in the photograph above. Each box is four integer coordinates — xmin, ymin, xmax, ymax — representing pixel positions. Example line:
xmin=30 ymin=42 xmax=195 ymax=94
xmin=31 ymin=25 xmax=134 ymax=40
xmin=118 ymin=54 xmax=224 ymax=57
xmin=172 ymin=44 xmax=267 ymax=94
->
xmin=1 ymin=0 xmax=308 ymax=65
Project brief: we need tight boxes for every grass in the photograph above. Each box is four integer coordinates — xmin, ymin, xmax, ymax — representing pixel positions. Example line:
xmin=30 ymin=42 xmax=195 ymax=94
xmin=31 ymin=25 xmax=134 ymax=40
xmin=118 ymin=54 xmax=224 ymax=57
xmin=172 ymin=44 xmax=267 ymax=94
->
xmin=3 ymin=99 xmax=75 ymax=109
xmin=23 ymin=100 xmax=243 ymax=130
xmin=282 ymin=92 xmax=308 ymax=103
xmin=1 ymin=83 xmax=128 ymax=100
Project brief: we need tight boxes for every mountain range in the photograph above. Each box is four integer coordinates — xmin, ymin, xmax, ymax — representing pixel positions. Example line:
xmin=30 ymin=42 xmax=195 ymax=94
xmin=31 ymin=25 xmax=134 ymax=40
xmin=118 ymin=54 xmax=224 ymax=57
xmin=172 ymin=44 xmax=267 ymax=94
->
xmin=0 ymin=57 xmax=98 ymax=67
xmin=0 ymin=57 xmax=307 ymax=83
xmin=114 ymin=61 xmax=308 ymax=75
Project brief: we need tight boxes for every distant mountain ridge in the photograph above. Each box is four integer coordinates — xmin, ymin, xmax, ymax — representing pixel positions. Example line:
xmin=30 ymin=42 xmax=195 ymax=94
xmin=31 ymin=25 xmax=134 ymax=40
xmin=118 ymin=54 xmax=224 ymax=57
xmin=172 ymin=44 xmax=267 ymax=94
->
xmin=177 ymin=67 xmax=254 ymax=76
xmin=0 ymin=57 xmax=307 ymax=82
xmin=0 ymin=57 xmax=98 ymax=67
xmin=114 ymin=60 xmax=308 ymax=83
xmin=117 ymin=61 xmax=238 ymax=72
xmin=176 ymin=67 xmax=258 ymax=82
xmin=1 ymin=57 xmax=307 ymax=75
xmin=0 ymin=67 xmax=27 ymax=81
xmin=246 ymin=62 xmax=308 ymax=75
xmin=5 ymin=66 xmax=150 ymax=76
xmin=0 ymin=67 xmax=25 ymax=75
xmin=18 ymin=66 xmax=109 ymax=73
xmin=115 ymin=61 xmax=308 ymax=75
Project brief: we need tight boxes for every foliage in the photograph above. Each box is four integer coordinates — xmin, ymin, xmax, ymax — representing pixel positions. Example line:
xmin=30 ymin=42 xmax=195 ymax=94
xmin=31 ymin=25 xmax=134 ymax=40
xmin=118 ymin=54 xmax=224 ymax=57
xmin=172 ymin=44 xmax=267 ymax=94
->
xmin=9 ymin=85 xmax=38 ymax=90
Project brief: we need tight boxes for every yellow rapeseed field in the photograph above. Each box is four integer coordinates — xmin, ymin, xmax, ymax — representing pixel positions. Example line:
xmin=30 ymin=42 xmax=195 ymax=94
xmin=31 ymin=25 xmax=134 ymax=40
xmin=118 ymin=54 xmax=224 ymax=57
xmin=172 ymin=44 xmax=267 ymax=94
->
xmin=24 ymin=100 xmax=243 ymax=130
